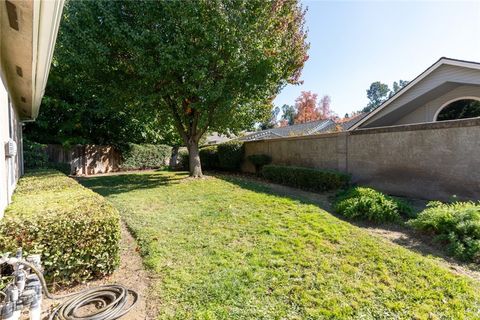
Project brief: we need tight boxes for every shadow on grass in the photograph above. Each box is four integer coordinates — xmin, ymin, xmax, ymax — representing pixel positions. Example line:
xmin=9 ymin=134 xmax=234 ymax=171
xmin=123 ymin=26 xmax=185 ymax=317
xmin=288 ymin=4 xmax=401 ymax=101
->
xmin=77 ymin=170 xmax=187 ymax=197
xmin=215 ymin=173 xmax=480 ymax=278
xmin=215 ymin=173 xmax=335 ymax=210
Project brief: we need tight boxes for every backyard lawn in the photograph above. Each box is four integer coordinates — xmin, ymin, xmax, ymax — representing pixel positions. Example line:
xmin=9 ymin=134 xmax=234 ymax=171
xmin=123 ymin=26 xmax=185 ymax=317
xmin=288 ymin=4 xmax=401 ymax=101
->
xmin=80 ymin=171 xmax=480 ymax=319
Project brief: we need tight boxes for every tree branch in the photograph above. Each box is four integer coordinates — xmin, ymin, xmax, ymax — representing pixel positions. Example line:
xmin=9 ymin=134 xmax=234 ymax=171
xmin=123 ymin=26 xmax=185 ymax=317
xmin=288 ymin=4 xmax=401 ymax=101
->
xmin=164 ymin=97 xmax=188 ymax=143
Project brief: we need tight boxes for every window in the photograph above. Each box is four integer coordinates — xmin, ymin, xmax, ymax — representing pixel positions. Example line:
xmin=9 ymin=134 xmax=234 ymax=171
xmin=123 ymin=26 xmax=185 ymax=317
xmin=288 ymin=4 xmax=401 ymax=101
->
xmin=436 ymin=98 xmax=480 ymax=121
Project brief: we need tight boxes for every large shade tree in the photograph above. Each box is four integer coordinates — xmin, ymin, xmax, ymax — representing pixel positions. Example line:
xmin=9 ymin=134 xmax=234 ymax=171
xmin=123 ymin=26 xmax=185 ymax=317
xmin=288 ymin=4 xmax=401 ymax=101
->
xmin=47 ymin=0 xmax=309 ymax=177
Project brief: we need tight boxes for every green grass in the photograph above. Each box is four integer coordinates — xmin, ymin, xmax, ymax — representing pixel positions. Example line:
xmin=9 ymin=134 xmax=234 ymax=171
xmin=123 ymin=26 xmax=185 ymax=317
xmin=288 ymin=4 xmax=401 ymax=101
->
xmin=80 ymin=171 xmax=480 ymax=319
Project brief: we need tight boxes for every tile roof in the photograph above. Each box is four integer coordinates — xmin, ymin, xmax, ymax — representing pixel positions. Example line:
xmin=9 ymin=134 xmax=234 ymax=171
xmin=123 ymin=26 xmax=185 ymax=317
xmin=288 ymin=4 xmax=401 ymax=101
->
xmin=336 ymin=113 xmax=369 ymax=131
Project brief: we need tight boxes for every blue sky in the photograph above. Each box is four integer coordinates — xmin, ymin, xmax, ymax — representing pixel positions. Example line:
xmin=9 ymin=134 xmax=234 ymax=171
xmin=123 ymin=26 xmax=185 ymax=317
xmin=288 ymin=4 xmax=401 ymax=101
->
xmin=274 ymin=1 xmax=480 ymax=117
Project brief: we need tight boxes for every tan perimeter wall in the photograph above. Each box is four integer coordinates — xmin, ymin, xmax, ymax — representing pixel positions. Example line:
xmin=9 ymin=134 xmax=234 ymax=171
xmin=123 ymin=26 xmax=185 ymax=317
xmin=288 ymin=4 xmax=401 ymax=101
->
xmin=243 ymin=118 xmax=480 ymax=201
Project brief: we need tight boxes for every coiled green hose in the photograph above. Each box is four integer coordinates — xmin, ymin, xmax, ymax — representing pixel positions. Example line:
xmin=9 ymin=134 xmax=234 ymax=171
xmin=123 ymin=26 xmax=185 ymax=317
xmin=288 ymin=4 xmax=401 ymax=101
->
xmin=18 ymin=260 xmax=138 ymax=320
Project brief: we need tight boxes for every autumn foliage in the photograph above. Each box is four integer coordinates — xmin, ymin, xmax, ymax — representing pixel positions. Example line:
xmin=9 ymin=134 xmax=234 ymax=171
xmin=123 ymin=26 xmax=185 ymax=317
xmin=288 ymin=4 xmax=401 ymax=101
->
xmin=293 ymin=91 xmax=335 ymax=124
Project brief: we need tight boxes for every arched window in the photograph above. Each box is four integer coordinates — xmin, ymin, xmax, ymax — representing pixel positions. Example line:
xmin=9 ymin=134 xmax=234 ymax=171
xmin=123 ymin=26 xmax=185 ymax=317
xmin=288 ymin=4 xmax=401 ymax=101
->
xmin=436 ymin=98 xmax=480 ymax=121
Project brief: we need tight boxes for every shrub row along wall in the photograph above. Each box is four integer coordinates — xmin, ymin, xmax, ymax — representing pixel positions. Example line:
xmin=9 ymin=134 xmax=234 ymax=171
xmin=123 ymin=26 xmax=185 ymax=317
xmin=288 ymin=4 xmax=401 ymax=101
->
xmin=243 ymin=118 xmax=480 ymax=201
xmin=0 ymin=170 xmax=121 ymax=287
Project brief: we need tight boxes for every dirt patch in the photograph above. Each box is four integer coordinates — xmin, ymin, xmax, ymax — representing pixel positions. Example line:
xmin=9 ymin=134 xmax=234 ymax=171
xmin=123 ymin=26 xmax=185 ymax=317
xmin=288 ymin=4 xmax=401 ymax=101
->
xmin=41 ymin=222 xmax=157 ymax=319
xmin=218 ymin=173 xmax=480 ymax=283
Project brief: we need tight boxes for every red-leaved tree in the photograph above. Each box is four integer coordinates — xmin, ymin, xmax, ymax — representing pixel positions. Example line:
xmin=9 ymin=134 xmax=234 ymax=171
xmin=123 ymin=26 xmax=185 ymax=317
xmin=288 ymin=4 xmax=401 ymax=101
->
xmin=294 ymin=91 xmax=321 ymax=124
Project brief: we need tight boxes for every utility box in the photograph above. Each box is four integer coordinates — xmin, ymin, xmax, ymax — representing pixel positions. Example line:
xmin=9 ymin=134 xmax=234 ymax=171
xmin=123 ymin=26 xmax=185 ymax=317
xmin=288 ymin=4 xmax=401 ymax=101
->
xmin=5 ymin=139 xmax=17 ymax=158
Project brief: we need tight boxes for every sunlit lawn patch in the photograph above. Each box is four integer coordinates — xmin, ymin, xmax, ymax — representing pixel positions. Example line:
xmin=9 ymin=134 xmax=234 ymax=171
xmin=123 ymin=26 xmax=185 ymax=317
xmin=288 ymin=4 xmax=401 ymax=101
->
xmin=80 ymin=171 xmax=480 ymax=319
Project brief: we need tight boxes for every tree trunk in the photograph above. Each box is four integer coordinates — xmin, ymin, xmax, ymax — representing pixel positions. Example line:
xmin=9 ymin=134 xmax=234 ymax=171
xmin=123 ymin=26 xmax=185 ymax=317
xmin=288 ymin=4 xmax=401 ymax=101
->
xmin=187 ymin=141 xmax=203 ymax=178
xmin=169 ymin=146 xmax=179 ymax=169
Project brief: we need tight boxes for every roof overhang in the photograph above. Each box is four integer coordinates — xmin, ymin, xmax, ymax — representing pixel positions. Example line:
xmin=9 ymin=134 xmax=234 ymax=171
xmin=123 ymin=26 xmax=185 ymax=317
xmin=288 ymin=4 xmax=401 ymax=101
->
xmin=0 ymin=0 xmax=64 ymax=121
xmin=350 ymin=57 xmax=480 ymax=130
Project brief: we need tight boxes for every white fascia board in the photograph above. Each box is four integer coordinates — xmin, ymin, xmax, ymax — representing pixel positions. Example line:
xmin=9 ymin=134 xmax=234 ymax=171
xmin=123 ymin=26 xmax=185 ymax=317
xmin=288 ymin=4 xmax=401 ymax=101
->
xmin=349 ymin=58 xmax=480 ymax=131
xmin=31 ymin=0 xmax=65 ymax=120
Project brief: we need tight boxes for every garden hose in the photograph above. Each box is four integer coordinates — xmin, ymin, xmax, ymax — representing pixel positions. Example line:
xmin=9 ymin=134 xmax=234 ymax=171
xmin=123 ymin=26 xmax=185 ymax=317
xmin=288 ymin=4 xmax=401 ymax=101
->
xmin=17 ymin=260 xmax=138 ymax=320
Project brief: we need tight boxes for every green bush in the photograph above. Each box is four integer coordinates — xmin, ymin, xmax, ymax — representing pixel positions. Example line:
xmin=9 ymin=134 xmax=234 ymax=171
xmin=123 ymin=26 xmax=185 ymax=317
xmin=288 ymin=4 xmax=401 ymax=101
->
xmin=199 ymin=146 xmax=219 ymax=170
xmin=121 ymin=143 xmax=171 ymax=170
xmin=408 ymin=201 xmax=480 ymax=263
xmin=24 ymin=140 xmax=71 ymax=174
xmin=217 ymin=141 xmax=244 ymax=171
xmin=334 ymin=187 xmax=413 ymax=223
xmin=23 ymin=139 xmax=48 ymax=169
xmin=247 ymin=154 xmax=272 ymax=175
xmin=262 ymin=165 xmax=350 ymax=192
xmin=0 ymin=170 xmax=120 ymax=287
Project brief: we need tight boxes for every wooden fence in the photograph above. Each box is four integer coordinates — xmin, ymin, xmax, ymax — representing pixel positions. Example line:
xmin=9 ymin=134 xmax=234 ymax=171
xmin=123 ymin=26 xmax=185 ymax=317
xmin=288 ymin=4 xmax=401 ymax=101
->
xmin=46 ymin=144 xmax=122 ymax=175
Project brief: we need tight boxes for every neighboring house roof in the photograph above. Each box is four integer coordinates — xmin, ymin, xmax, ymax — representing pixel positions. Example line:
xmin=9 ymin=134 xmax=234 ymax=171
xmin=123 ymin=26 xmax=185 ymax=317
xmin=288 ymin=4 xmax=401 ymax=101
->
xmin=351 ymin=57 xmax=480 ymax=130
xmin=240 ymin=119 xmax=336 ymax=141
xmin=204 ymin=132 xmax=234 ymax=145
xmin=0 ymin=0 xmax=65 ymax=120
xmin=336 ymin=113 xmax=369 ymax=131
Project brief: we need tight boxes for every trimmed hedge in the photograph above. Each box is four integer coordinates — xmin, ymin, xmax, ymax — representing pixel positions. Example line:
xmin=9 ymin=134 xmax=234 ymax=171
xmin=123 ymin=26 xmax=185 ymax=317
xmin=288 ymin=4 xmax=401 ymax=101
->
xmin=334 ymin=187 xmax=413 ymax=222
xmin=0 ymin=170 xmax=120 ymax=287
xmin=199 ymin=146 xmax=219 ymax=170
xmin=121 ymin=143 xmax=171 ymax=170
xmin=217 ymin=141 xmax=244 ymax=171
xmin=262 ymin=165 xmax=350 ymax=191
xmin=408 ymin=201 xmax=480 ymax=263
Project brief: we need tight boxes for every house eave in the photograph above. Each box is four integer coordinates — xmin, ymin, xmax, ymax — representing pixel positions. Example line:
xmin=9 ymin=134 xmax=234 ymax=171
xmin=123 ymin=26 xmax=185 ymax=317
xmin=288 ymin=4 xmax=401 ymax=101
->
xmin=0 ymin=0 xmax=64 ymax=121
xmin=350 ymin=57 xmax=480 ymax=131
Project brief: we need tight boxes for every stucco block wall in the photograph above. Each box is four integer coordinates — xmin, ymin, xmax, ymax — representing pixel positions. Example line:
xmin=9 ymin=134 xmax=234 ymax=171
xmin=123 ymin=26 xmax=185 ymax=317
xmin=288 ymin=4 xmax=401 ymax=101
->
xmin=243 ymin=133 xmax=345 ymax=173
xmin=348 ymin=120 xmax=480 ymax=200
xmin=243 ymin=119 xmax=480 ymax=201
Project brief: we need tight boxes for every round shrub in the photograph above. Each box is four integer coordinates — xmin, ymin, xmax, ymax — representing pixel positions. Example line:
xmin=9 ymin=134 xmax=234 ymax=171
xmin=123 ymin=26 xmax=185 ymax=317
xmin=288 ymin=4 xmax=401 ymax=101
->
xmin=199 ymin=146 xmax=219 ymax=170
xmin=334 ymin=187 xmax=413 ymax=222
xmin=408 ymin=201 xmax=480 ymax=263
xmin=217 ymin=141 xmax=244 ymax=171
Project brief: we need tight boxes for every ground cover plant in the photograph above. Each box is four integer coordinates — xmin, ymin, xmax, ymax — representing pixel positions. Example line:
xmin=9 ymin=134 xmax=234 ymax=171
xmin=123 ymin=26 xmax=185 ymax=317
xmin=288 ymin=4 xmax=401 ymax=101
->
xmin=409 ymin=201 xmax=480 ymax=263
xmin=263 ymin=165 xmax=350 ymax=192
xmin=0 ymin=170 xmax=120 ymax=287
xmin=80 ymin=171 xmax=480 ymax=319
xmin=335 ymin=187 xmax=413 ymax=222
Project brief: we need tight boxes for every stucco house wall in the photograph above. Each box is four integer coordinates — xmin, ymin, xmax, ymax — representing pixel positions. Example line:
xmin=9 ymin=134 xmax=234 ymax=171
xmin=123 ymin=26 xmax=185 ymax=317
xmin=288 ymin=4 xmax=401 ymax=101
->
xmin=0 ymin=80 xmax=9 ymax=216
xmin=0 ymin=0 xmax=64 ymax=217
xmin=0 ymin=80 xmax=23 ymax=217
xmin=395 ymin=85 xmax=480 ymax=125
